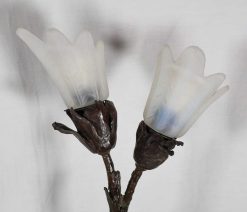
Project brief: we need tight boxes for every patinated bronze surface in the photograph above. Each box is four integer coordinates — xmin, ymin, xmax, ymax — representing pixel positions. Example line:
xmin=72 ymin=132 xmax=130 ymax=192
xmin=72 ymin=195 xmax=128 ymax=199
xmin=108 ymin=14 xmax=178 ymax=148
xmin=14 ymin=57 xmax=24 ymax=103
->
xmin=53 ymin=100 xmax=117 ymax=155
xmin=52 ymin=101 xmax=183 ymax=212
xmin=134 ymin=121 xmax=184 ymax=170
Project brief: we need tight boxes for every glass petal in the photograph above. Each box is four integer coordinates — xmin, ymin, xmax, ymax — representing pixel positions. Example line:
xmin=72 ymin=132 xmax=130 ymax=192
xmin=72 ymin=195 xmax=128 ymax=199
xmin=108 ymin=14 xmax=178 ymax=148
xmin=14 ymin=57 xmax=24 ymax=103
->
xmin=144 ymin=45 xmax=174 ymax=124
xmin=165 ymin=73 xmax=226 ymax=137
xmin=205 ymin=73 xmax=225 ymax=91
xmin=143 ymin=45 xmax=228 ymax=138
xmin=17 ymin=28 xmax=109 ymax=108
xmin=44 ymin=28 xmax=71 ymax=46
xmin=176 ymin=46 xmax=205 ymax=76
xmin=177 ymin=85 xmax=229 ymax=137
xmin=17 ymin=28 xmax=77 ymax=107
xmin=75 ymin=30 xmax=94 ymax=56
xmin=96 ymin=41 xmax=109 ymax=100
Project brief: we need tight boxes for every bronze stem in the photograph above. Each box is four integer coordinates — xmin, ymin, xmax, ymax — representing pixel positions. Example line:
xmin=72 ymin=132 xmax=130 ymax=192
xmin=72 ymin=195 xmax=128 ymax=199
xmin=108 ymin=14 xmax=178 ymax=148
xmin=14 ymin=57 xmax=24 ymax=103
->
xmin=122 ymin=167 xmax=143 ymax=210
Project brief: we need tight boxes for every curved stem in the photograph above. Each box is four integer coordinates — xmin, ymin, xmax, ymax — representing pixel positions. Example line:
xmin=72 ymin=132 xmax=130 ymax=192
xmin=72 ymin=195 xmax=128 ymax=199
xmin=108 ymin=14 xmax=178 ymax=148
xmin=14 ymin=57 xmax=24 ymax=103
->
xmin=122 ymin=167 xmax=143 ymax=210
xmin=102 ymin=155 xmax=143 ymax=212
xmin=102 ymin=154 xmax=121 ymax=208
xmin=102 ymin=153 xmax=115 ymax=179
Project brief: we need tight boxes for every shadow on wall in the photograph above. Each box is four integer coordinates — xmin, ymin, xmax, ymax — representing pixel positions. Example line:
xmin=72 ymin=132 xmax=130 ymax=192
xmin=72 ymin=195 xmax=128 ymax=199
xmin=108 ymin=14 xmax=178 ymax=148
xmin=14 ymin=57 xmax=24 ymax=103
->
xmin=67 ymin=1 xmax=182 ymax=82
xmin=0 ymin=2 xmax=63 ymax=212
xmin=227 ymin=43 xmax=247 ymax=133
xmin=139 ymin=25 xmax=181 ymax=77
xmin=71 ymin=2 xmax=137 ymax=71
xmin=0 ymin=2 xmax=184 ymax=211
xmin=0 ymin=2 xmax=50 ymax=99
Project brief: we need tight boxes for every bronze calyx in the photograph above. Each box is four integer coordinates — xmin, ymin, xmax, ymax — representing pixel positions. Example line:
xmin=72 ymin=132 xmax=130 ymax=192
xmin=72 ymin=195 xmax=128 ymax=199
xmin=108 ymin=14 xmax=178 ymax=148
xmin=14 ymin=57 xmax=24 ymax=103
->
xmin=53 ymin=100 xmax=117 ymax=155
xmin=52 ymin=100 xmax=183 ymax=212
xmin=134 ymin=121 xmax=183 ymax=170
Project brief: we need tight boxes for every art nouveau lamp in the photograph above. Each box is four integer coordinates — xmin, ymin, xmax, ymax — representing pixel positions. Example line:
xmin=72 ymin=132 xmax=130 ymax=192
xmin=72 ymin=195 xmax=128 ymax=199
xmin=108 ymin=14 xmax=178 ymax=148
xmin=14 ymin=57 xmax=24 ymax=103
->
xmin=16 ymin=28 xmax=229 ymax=212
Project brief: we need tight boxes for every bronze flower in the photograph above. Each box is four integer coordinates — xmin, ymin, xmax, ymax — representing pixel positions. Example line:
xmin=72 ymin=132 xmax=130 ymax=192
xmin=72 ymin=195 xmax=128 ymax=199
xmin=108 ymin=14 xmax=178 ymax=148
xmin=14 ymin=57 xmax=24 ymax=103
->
xmin=134 ymin=121 xmax=183 ymax=170
xmin=53 ymin=100 xmax=117 ymax=155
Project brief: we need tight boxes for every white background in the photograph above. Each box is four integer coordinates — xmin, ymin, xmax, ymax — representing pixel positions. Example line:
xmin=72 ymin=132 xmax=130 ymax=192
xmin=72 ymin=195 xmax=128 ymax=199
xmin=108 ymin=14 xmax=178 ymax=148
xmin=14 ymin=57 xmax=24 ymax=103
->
xmin=0 ymin=0 xmax=246 ymax=211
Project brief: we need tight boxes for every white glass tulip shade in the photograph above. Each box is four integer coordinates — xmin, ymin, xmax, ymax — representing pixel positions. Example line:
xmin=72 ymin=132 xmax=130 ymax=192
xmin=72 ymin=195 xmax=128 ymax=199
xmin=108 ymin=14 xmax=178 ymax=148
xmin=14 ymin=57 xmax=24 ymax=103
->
xmin=16 ymin=28 xmax=109 ymax=109
xmin=144 ymin=46 xmax=229 ymax=138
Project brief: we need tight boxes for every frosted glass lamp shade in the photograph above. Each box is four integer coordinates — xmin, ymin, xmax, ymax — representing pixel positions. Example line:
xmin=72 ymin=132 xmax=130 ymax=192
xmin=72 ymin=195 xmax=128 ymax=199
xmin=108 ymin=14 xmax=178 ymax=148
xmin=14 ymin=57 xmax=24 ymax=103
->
xmin=16 ymin=28 xmax=109 ymax=109
xmin=144 ymin=46 xmax=229 ymax=138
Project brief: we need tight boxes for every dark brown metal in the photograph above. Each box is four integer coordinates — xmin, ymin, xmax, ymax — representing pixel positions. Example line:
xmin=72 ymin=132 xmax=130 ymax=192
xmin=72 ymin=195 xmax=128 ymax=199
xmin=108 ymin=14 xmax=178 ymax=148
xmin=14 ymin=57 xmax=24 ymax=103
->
xmin=52 ymin=100 xmax=117 ymax=155
xmin=104 ymin=166 xmax=143 ymax=212
xmin=52 ymin=101 xmax=183 ymax=212
xmin=102 ymin=154 xmax=121 ymax=205
xmin=122 ymin=167 xmax=143 ymax=210
xmin=134 ymin=121 xmax=183 ymax=170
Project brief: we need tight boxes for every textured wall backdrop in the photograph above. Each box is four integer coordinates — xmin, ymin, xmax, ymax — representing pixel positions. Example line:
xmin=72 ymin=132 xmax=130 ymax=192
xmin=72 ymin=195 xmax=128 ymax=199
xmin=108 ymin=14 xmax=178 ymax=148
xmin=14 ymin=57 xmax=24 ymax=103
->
xmin=0 ymin=0 xmax=246 ymax=211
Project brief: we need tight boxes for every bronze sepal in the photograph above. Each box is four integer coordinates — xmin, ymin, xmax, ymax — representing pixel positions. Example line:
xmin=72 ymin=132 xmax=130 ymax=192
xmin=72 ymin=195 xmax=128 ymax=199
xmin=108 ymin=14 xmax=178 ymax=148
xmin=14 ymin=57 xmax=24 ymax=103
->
xmin=52 ymin=100 xmax=117 ymax=155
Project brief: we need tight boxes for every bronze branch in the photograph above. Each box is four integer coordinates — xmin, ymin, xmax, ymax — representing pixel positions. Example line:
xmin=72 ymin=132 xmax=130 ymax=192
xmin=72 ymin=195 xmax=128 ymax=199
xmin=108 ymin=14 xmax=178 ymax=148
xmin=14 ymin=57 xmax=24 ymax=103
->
xmin=52 ymin=100 xmax=183 ymax=212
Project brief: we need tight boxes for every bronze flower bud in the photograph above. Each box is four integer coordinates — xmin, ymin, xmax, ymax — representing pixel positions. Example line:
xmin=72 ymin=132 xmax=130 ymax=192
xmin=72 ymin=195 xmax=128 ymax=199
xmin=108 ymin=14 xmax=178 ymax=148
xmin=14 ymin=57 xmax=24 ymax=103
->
xmin=134 ymin=121 xmax=183 ymax=170
xmin=53 ymin=100 xmax=117 ymax=155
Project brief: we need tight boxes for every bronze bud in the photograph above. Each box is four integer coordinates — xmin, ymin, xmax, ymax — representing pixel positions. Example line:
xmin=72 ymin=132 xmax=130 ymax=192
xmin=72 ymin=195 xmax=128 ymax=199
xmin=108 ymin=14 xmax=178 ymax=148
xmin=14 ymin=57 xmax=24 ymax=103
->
xmin=134 ymin=121 xmax=183 ymax=170
xmin=53 ymin=100 xmax=117 ymax=155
